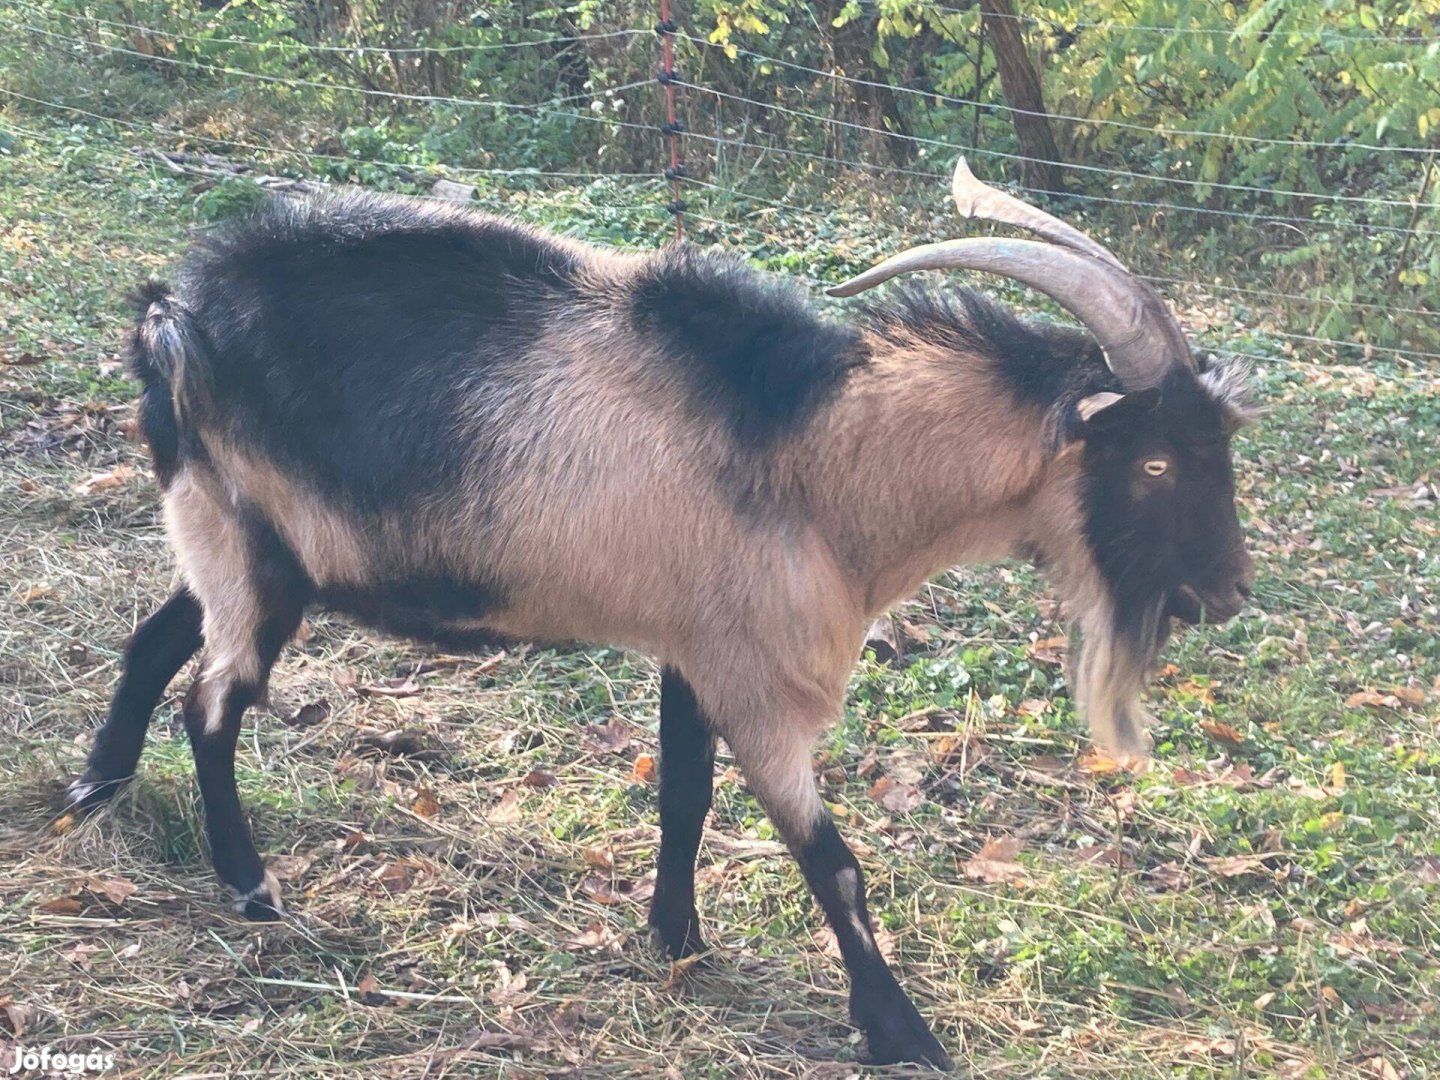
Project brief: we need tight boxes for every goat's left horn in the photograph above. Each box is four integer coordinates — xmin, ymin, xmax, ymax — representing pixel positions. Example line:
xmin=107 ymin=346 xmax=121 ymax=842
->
xmin=826 ymin=236 xmax=1189 ymax=391
xmin=950 ymin=157 xmax=1128 ymax=273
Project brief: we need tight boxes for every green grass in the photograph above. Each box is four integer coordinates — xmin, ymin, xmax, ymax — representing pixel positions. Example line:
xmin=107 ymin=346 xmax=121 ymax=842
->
xmin=1 ymin=119 xmax=1437 ymax=1079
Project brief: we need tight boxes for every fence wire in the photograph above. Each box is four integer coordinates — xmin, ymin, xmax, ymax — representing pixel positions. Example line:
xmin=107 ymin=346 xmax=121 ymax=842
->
xmin=4 ymin=1 xmax=1438 ymax=373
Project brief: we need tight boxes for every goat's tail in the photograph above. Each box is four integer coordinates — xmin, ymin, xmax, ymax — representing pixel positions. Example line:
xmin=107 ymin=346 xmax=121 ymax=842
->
xmin=127 ymin=280 xmax=214 ymax=482
xmin=129 ymin=280 xmax=213 ymax=419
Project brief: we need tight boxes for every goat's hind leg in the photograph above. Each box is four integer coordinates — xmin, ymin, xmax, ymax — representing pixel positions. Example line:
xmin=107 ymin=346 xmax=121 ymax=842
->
xmin=173 ymin=502 xmax=309 ymax=919
xmin=68 ymin=588 xmax=203 ymax=811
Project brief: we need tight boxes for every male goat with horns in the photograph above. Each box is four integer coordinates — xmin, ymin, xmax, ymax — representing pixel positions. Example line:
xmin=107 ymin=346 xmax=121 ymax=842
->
xmin=74 ymin=160 xmax=1256 ymax=1067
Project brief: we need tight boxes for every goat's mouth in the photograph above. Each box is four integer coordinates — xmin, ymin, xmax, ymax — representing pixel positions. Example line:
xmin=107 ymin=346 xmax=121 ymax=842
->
xmin=1166 ymin=585 xmax=1243 ymax=625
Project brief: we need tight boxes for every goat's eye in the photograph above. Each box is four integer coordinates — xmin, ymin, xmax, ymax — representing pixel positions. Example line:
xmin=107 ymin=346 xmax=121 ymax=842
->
xmin=1142 ymin=459 xmax=1170 ymax=477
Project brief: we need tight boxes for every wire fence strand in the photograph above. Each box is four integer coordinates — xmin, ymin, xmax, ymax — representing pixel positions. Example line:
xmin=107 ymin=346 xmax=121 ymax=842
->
xmin=5 ymin=4 xmax=1438 ymax=372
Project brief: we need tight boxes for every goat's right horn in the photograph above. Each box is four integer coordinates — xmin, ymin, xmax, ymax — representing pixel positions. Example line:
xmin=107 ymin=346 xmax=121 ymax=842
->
xmin=950 ymin=157 xmax=1128 ymax=273
xmin=826 ymin=236 xmax=1189 ymax=391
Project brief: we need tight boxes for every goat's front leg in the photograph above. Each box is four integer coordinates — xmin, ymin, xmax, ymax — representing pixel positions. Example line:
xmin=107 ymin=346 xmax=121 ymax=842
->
xmin=648 ymin=666 xmax=716 ymax=958
xmin=69 ymin=589 xmax=203 ymax=810
xmin=728 ymin=724 xmax=953 ymax=1069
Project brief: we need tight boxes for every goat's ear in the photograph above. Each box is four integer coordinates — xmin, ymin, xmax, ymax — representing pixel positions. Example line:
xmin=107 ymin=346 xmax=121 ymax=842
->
xmin=1074 ymin=387 xmax=1160 ymax=433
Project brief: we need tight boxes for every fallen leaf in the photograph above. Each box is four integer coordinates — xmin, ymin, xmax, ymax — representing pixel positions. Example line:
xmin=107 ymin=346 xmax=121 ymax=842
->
xmin=1206 ymin=854 xmax=1272 ymax=878
xmin=358 ymin=677 xmax=421 ymax=698
xmin=1390 ymin=686 xmax=1426 ymax=708
xmin=270 ymin=858 xmax=316 ymax=881
xmin=867 ymin=776 xmax=922 ymax=813
xmin=1148 ymin=860 xmax=1191 ymax=891
xmin=488 ymin=788 xmax=524 ymax=823
xmin=82 ymin=876 xmax=137 ymax=905
xmin=579 ymin=874 xmax=654 ymax=906
xmin=411 ymin=787 xmax=441 ymax=818
xmin=1199 ymin=719 xmax=1244 ymax=746
xmin=1415 ymin=856 xmax=1440 ymax=884
xmin=1175 ymin=679 xmax=1216 ymax=705
xmin=375 ymin=861 xmax=418 ymax=895
xmin=632 ymin=754 xmax=657 ymax=783
xmin=287 ymin=701 xmax=329 ymax=726
xmin=1326 ymin=761 xmax=1346 ymax=793
xmin=1026 ymin=636 xmax=1067 ymax=666
xmin=522 ymin=768 xmax=558 ymax=788
xmin=1016 ymin=698 xmax=1049 ymax=717
xmin=1 ymin=995 xmax=33 ymax=1037
xmin=36 ymin=896 xmax=83 ymax=915
xmin=73 ymin=467 xmax=135 ymax=495
xmin=586 ymin=718 xmax=633 ymax=753
xmin=564 ymin=920 xmax=615 ymax=951
xmin=1345 ymin=689 xmax=1402 ymax=711
xmin=963 ymin=836 xmax=1027 ymax=884
xmin=359 ymin=729 xmax=444 ymax=759
xmin=583 ymin=847 xmax=614 ymax=870
xmin=15 ymin=584 xmax=53 ymax=604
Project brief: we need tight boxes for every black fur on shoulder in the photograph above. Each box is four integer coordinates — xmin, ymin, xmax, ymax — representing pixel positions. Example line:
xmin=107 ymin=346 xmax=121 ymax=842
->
xmin=630 ymin=247 xmax=870 ymax=444
xmin=859 ymin=284 xmax=1120 ymax=436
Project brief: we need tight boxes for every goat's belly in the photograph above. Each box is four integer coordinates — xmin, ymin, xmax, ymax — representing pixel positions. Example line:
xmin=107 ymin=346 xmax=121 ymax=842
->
xmin=316 ymin=578 xmax=513 ymax=647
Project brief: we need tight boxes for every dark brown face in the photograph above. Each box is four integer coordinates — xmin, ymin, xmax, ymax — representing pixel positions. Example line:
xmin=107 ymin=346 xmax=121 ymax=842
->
xmin=1077 ymin=366 xmax=1255 ymax=633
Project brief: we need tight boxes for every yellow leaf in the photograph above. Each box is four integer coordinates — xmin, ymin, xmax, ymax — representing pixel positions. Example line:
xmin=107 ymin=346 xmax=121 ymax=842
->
xmin=1327 ymin=762 xmax=1346 ymax=792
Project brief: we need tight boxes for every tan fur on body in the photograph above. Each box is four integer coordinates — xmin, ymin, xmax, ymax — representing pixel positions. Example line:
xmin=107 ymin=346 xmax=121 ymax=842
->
xmin=163 ymin=278 xmax=1141 ymax=825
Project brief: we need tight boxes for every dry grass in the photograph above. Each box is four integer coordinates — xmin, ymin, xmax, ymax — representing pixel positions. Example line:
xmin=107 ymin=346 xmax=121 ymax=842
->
xmin=2 ymin=120 xmax=1437 ymax=1079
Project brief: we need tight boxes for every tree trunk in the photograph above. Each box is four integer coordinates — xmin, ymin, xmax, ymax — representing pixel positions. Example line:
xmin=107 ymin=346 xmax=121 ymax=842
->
xmin=818 ymin=0 xmax=916 ymax=165
xmin=978 ymin=0 xmax=1064 ymax=191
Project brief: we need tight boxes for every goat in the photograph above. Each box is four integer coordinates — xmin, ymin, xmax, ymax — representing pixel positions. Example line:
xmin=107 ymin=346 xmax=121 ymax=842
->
xmin=72 ymin=160 xmax=1255 ymax=1068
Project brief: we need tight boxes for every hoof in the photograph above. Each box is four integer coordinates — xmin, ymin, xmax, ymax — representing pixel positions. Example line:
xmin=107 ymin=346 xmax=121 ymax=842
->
xmin=66 ymin=771 xmax=129 ymax=812
xmin=229 ymin=870 xmax=284 ymax=921
xmin=647 ymin=905 xmax=706 ymax=961
xmin=852 ymin=982 xmax=953 ymax=1070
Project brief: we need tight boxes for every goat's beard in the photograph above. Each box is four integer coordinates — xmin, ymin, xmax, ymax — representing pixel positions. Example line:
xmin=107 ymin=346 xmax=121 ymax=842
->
xmin=1068 ymin=594 xmax=1169 ymax=760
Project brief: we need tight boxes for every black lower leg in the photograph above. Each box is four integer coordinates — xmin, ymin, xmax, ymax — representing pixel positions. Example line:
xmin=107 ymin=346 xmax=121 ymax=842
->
xmin=647 ymin=666 xmax=716 ymax=958
xmin=70 ymin=589 xmax=203 ymax=809
xmin=182 ymin=679 xmax=280 ymax=917
xmin=793 ymin=817 xmax=952 ymax=1069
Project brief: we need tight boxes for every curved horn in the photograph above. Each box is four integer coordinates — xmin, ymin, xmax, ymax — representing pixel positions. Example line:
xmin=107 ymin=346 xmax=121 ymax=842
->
xmin=826 ymin=237 xmax=1189 ymax=390
xmin=950 ymin=157 xmax=1128 ymax=273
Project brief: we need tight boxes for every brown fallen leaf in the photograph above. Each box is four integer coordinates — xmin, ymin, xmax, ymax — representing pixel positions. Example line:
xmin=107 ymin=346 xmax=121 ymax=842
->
xmin=1199 ymin=719 xmax=1245 ymax=746
xmin=583 ymin=846 xmax=614 ymax=870
xmin=522 ymin=768 xmax=559 ymax=788
xmin=268 ymin=853 xmax=314 ymax=881
xmin=632 ymin=753 xmax=657 ymax=783
xmin=358 ymin=677 xmax=421 ymax=698
xmin=359 ymin=729 xmax=444 ymax=759
xmin=564 ymin=920 xmax=615 ymax=951
xmin=1206 ymin=854 xmax=1272 ymax=878
xmin=36 ymin=896 xmax=83 ymax=915
xmin=411 ymin=787 xmax=441 ymax=818
xmin=374 ymin=861 xmax=419 ymax=896
xmin=73 ymin=466 xmax=135 ymax=495
xmin=586 ymin=718 xmax=633 ymax=753
xmin=1147 ymin=860 xmax=1191 ymax=891
xmin=867 ymin=776 xmax=923 ymax=814
xmin=579 ymin=874 xmax=654 ymax=906
xmin=488 ymin=788 xmax=524 ymax=823
xmin=82 ymin=876 xmax=137 ymax=906
xmin=286 ymin=701 xmax=329 ymax=727
xmin=963 ymin=836 xmax=1027 ymax=884
xmin=1345 ymin=689 xmax=1402 ymax=711
xmin=356 ymin=973 xmax=386 ymax=1005
xmin=1 ymin=994 xmax=34 ymax=1038
xmin=1026 ymin=636 xmax=1067 ymax=666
